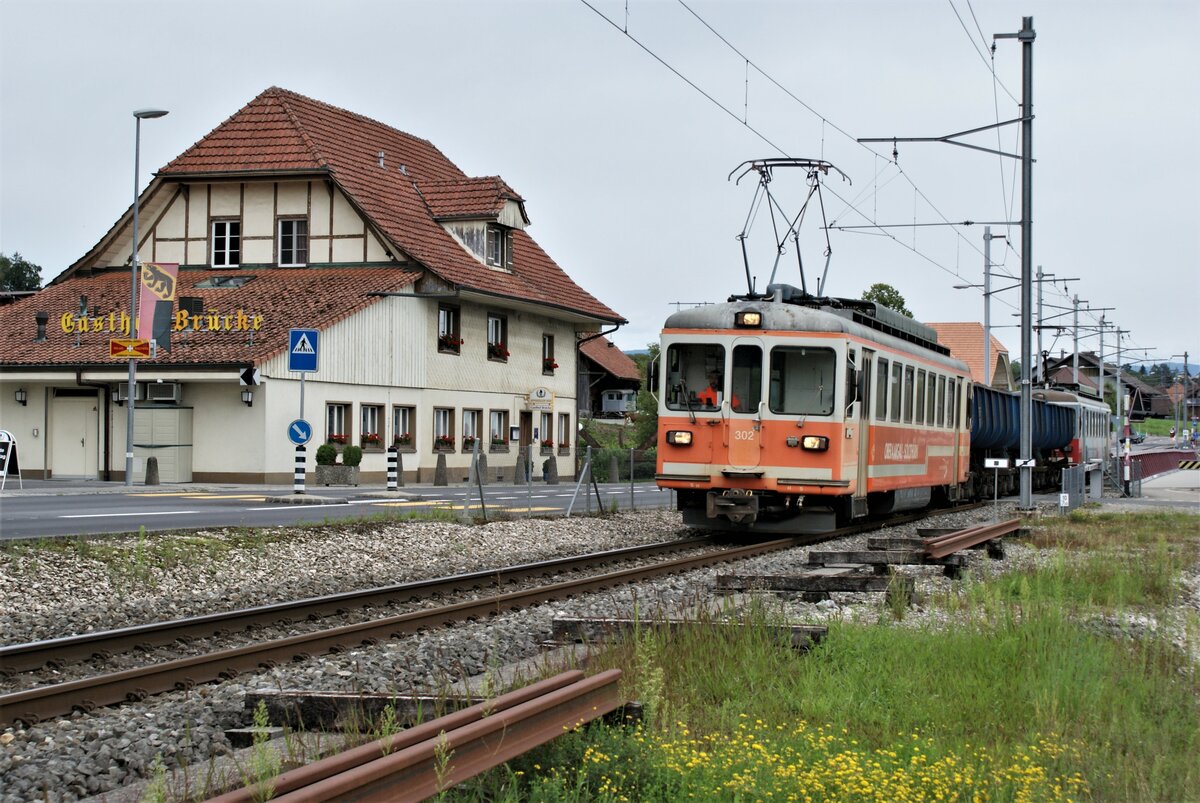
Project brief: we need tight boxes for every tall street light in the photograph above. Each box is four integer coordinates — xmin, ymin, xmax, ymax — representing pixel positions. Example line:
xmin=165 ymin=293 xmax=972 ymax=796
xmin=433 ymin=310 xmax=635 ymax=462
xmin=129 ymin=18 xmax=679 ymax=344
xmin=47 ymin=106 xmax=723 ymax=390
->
xmin=125 ymin=107 xmax=169 ymax=486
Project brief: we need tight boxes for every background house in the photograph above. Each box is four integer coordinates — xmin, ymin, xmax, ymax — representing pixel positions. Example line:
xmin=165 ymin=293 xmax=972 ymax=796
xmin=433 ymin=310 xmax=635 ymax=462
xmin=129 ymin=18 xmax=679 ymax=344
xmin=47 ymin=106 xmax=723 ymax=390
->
xmin=577 ymin=335 xmax=642 ymax=419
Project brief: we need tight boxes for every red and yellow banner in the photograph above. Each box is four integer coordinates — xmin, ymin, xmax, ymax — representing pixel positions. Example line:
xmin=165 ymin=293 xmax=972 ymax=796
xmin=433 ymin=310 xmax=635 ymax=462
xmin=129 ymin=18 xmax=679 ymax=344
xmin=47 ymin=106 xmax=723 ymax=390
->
xmin=136 ymin=262 xmax=179 ymax=341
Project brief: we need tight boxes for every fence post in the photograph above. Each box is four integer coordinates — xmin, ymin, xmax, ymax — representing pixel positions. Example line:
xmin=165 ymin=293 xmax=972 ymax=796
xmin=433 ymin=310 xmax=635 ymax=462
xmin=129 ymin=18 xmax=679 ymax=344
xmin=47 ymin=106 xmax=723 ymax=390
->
xmin=629 ymin=447 xmax=635 ymax=511
xmin=566 ymin=446 xmax=591 ymax=518
xmin=387 ymin=446 xmax=398 ymax=491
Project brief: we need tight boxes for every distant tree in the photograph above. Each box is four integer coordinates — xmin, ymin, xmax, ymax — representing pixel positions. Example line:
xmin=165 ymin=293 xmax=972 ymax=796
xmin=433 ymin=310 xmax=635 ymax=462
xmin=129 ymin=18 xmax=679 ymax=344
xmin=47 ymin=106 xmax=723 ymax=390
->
xmin=1010 ymin=359 xmax=1021 ymax=384
xmin=861 ymin=283 xmax=912 ymax=318
xmin=0 ymin=252 xmax=42 ymax=291
xmin=632 ymin=343 xmax=660 ymax=448
xmin=1137 ymin=365 xmax=1148 ymax=376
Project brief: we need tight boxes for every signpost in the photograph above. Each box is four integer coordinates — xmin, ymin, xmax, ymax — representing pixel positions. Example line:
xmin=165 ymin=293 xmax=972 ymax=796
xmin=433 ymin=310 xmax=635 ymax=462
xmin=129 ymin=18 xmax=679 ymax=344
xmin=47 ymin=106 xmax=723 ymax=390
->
xmin=288 ymin=329 xmax=320 ymax=494
xmin=239 ymin=367 xmax=261 ymax=386
xmin=984 ymin=457 xmax=1010 ymax=520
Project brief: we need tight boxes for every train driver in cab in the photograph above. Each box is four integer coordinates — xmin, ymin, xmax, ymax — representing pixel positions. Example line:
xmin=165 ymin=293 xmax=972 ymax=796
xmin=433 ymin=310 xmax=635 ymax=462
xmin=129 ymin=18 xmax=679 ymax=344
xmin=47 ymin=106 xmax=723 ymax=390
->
xmin=697 ymin=372 xmax=739 ymax=409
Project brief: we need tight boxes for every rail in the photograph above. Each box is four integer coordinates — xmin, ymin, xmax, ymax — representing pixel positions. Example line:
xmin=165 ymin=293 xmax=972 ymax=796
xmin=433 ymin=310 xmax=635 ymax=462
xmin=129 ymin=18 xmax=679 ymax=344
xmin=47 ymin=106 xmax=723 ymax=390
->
xmin=0 ymin=537 xmax=712 ymax=674
xmin=923 ymin=519 xmax=1020 ymax=560
xmin=204 ymin=670 xmax=623 ymax=803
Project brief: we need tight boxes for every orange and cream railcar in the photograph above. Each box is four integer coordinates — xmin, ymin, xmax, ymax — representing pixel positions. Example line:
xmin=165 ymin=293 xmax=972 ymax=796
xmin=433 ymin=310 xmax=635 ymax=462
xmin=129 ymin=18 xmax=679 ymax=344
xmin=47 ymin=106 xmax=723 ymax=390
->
xmin=654 ymin=285 xmax=973 ymax=533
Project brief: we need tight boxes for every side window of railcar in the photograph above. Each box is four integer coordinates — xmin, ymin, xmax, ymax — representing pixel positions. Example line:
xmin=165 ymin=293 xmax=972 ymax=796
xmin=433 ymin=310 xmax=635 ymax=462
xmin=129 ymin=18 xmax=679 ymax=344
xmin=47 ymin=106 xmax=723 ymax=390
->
xmin=876 ymin=357 xmax=889 ymax=421
xmin=903 ymin=366 xmax=915 ymax=424
xmin=768 ymin=346 xmax=836 ymax=416
xmin=665 ymin=343 xmax=726 ymax=411
xmin=947 ymin=378 xmax=957 ymax=428
xmin=915 ymin=369 xmax=926 ymax=425
xmin=926 ymin=372 xmax=937 ymax=425
xmin=890 ymin=362 xmax=903 ymax=423
xmin=936 ymin=376 xmax=946 ymax=427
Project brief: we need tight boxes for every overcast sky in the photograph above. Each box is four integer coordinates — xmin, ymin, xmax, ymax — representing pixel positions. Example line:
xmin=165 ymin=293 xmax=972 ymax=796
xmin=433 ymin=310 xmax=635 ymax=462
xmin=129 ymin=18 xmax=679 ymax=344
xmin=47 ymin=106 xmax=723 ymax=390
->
xmin=2 ymin=0 xmax=1196 ymax=369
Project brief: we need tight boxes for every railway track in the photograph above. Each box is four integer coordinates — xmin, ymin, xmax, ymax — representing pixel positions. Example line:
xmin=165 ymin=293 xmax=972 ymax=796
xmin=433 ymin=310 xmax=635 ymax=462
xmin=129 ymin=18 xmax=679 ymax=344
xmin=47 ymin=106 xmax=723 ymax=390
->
xmin=0 ymin=504 xmax=983 ymax=728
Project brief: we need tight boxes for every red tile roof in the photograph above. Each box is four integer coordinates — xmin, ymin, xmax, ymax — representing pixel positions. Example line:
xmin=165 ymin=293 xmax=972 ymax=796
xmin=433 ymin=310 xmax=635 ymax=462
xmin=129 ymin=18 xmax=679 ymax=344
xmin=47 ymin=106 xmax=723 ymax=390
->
xmin=148 ymin=87 xmax=621 ymax=324
xmin=418 ymin=177 xmax=525 ymax=221
xmin=927 ymin=322 xmax=1009 ymax=386
xmin=580 ymin=336 xmax=642 ymax=382
xmin=0 ymin=268 xmax=419 ymax=368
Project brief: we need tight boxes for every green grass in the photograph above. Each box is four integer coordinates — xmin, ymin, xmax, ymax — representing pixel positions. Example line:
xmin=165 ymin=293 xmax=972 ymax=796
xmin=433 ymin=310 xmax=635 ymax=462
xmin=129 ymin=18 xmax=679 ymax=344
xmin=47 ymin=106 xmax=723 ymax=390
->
xmin=453 ymin=511 xmax=1199 ymax=802
xmin=1128 ymin=417 xmax=1195 ymax=437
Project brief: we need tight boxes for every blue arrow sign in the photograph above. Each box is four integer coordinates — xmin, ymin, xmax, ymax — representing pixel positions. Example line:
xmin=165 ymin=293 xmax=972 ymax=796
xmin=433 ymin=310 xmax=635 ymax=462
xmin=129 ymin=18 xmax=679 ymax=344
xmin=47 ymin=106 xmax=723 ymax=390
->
xmin=288 ymin=419 xmax=313 ymax=446
xmin=288 ymin=328 xmax=319 ymax=373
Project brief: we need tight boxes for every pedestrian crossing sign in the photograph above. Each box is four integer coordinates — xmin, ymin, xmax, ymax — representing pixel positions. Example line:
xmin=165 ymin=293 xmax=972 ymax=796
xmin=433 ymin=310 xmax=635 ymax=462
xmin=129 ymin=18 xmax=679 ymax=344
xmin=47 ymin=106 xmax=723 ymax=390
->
xmin=288 ymin=328 xmax=319 ymax=372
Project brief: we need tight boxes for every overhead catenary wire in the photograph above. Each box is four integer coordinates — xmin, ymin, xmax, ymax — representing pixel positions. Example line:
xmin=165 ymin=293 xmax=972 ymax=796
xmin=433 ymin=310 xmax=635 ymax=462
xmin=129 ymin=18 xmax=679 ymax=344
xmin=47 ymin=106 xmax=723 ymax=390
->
xmin=588 ymin=0 xmax=1000 ymax=280
xmin=580 ymin=1 xmax=1134 ymax=344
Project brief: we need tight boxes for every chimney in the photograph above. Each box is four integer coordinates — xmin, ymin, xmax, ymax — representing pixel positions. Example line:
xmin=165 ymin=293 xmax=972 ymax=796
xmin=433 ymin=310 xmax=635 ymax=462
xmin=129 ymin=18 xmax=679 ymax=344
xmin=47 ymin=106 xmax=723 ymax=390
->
xmin=378 ymin=151 xmax=385 ymax=169
xmin=34 ymin=311 xmax=49 ymax=342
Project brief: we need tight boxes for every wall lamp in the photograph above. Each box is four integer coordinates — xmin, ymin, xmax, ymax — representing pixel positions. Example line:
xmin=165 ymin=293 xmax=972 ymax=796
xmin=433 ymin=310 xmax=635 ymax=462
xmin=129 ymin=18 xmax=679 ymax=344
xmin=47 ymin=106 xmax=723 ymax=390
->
xmin=241 ymin=388 xmax=254 ymax=407
xmin=14 ymin=388 xmax=28 ymax=406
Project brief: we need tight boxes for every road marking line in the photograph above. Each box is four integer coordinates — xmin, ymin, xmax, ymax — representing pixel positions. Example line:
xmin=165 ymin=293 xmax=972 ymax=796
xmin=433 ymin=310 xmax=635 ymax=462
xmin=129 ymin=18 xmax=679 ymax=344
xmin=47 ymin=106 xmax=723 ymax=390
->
xmin=60 ymin=510 xmax=201 ymax=519
xmin=125 ymin=492 xmax=194 ymax=497
xmin=179 ymin=494 xmax=266 ymax=500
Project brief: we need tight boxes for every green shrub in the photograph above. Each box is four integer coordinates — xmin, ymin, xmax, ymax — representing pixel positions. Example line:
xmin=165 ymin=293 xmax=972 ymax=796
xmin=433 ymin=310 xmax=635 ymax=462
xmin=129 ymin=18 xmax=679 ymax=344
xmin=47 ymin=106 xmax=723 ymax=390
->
xmin=315 ymin=444 xmax=338 ymax=466
xmin=341 ymin=444 xmax=363 ymax=467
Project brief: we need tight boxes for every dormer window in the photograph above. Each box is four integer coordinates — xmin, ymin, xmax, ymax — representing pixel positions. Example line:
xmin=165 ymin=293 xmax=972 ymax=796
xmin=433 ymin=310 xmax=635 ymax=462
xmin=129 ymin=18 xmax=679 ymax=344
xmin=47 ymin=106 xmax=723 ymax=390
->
xmin=486 ymin=224 xmax=513 ymax=269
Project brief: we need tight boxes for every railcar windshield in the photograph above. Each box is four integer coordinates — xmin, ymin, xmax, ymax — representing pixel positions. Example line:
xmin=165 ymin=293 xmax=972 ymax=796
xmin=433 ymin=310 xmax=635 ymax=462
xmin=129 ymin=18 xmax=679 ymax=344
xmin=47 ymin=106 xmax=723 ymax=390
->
xmin=768 ymin=346 xmax=837 ymax=416
xmin=664 ymin=343 xmax=727 ymax=411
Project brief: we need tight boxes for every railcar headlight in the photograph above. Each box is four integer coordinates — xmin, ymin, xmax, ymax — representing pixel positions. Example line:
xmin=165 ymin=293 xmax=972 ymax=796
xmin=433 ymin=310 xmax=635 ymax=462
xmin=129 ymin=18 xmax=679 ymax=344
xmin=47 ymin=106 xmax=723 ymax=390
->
xmin=800 ymin=435 xmax=829 ymax=451
xmin=735 ymin=310 xmax=762 ymax=328
xmin=666 ymin=430 xmax=694 ymax=446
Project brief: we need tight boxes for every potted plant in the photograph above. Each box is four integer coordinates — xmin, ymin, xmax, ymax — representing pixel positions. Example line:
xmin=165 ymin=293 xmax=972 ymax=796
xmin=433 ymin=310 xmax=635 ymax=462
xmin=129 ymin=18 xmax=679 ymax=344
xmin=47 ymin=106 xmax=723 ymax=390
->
xmin=543 ymin=357 xmax=558 ymax=373
xmin=462 ymin=434 xmax=478 ymax=450
xmin=434 ymin=434 xmax=455 ymax=451
xmin=540 ymin=437 xmax=554 ymax=454
xmin=490 ymin=435 xmax=507 ymax=451
xmin=438 ymin=334 xmax=463 ymax=353
xmin=393 ymin=432 xmax=412 ymax=449
xmin=558 ymin=441 xmax=571 ymax=454
xmin=327 ymin=433 xmax=347 ymax=446
xmin=488 ymin=342 xmax=510 ymax=360
xmin=315 ymin=442 xmax=361 ymax=486
xmin=361 ymin=432 xmax=382 ymax=449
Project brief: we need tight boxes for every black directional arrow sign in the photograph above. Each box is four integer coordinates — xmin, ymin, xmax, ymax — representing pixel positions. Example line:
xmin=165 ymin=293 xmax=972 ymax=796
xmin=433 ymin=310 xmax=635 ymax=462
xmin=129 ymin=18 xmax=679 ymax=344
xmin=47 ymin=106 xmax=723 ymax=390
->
xmin=239 ymin=367 xmax=261 ymax=386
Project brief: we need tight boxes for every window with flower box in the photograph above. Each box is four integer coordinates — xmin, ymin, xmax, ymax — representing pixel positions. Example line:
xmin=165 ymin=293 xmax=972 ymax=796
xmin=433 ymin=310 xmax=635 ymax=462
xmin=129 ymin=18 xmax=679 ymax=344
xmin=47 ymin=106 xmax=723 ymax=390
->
xmin=438 ymin=306 xmax=462 ymax=354
xmin=360 ymin=404 xmax=383 ymax=449
xmin=392 ymin=405 xmax=415 ymax=450
xmin=433 ymin=407 xmax=455 ymax=451
xmin=542 ymin=334 xmax=557 ymax=375
xmin=325 ymin=402 xmax=349 ymax=446
xmin=462 ymin=409 xmax=481 ymax=451
xmin=539 ymin=412 xmax=553 ymax=452
xmin=558 ymin=413 xmax=571 ymax=452
xmin=489 ymin=410 xmax=509 ymax=450
xmin=487 ymin=314 xmax=509 ymax=362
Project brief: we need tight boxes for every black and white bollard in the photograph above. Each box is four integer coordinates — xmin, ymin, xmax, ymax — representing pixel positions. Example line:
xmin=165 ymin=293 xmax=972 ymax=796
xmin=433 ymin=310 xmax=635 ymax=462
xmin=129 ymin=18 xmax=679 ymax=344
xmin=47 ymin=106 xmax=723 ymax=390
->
xmin=387 ymin=446 xmax=398 ymax=491
xmin=294 ymin=445 xmax=306 ymax=494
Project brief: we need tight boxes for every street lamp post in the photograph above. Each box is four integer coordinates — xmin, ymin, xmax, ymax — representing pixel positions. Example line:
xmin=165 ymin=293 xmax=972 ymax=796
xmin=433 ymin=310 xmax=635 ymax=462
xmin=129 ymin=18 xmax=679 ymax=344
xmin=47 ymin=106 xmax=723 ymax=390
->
xmin=125 ymin=108 xmax=169 ymax=486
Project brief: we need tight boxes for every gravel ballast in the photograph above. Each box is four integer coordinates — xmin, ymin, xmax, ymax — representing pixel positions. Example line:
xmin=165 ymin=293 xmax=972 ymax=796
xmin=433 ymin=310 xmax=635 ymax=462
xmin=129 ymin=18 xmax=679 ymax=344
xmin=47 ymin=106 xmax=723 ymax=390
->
xmin=1 ymin=503 xmax=1196 ymax=802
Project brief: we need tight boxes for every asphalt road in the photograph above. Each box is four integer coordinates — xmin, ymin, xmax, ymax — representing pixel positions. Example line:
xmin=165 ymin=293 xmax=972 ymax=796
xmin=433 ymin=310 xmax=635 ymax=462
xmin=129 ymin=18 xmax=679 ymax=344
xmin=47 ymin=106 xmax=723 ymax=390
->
xmin=0 ymin=482 xmax=676 ymax=541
